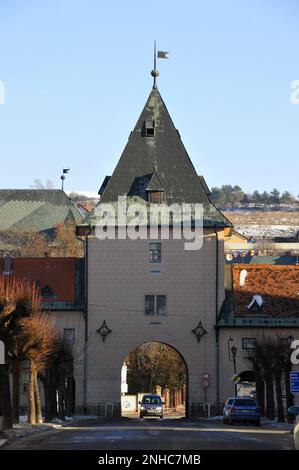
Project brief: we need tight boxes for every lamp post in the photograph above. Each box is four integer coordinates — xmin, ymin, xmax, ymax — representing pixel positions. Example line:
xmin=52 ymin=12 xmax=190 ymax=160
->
xmin=231 ymin=345 xmax=238 ymax=396
xmin=286 ymin=335 xmax=295 ymax=422
xmin=228 ymin=336 xmax=234 ymax=361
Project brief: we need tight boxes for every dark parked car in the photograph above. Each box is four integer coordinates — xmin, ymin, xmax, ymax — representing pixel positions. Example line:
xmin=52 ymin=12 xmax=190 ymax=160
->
xmin=223 ymin=397 xmax=260 ymax=425
xmin=139 ymin=394 xmax=164 ymax=419
xmin=223 ymin=397 xmax=234 ymax=418
xmin=288 ymin=406 xmax=299 ymax=450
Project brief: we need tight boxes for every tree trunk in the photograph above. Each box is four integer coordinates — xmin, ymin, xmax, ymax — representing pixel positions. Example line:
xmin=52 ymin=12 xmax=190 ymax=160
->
xmin=285 ymin=365 xmax=294 ymax=423
xmin=27 ymin=367 xmax=36 ymax=424
xmin=58 ymin=376 xmax=66 ymax=420
xmin=255 ymin=373 xmax=265 ymax=416
xmin=0 ymin=363 xmax=12 ymax=430
xmin=265 ymin=374 xmax=275 ymax=420
xmin=65 ymin=376 xmax=75 ymax=417
xmin=44 ymin=368 xmax=57 ymax=422
xmin=33 ymin=371 xmax=43 ymax=424
xmin=274 ymin=370 xmax=284 ymax=422
xmin=12 ymin=367 xmax=20 ymax=424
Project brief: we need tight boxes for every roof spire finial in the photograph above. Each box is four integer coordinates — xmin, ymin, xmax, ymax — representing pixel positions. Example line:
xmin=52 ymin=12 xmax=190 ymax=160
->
xmin=154 ymin=157 xmax=158 ymax=172
xmin=151 ymin=40 xmax=159 ymax=89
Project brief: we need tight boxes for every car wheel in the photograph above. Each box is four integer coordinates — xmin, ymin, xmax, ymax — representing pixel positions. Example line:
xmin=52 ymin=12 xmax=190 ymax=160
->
xmin=160 ymin=415 xmax=163 ymax=419
xmin=140 ymin=414 xmax=144 ymax=419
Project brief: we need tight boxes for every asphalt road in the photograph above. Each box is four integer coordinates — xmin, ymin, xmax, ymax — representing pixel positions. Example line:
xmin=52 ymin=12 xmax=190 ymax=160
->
xmin=3 ymin=418 xmax=294 ymax=451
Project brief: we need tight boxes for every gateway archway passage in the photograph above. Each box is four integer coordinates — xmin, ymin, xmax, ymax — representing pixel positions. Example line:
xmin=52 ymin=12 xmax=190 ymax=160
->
xmin=121 ymin=342 xmax=187 ymax=419
xmin=236 ymin=370 xmax=256 ymax=399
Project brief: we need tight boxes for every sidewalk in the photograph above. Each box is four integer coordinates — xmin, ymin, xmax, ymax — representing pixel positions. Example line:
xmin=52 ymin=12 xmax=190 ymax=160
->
xmin=0 ymin=415 xmax=98 ymax=449
xmin=193 ymin=415 xmax=294 ymax=431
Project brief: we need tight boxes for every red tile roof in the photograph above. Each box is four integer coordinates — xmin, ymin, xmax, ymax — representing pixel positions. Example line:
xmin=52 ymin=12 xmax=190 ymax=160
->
xmin=232 ymin=264 xmax=299 ymax=317
xmin=0 ymin=257 xmax=76 ymax=302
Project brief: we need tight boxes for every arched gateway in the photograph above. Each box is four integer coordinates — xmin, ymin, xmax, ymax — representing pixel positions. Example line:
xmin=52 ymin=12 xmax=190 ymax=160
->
xmin=121 ymin=341 xmax=188 ymax=418
xmin=79 ymin=76 xmax=231 ymax=417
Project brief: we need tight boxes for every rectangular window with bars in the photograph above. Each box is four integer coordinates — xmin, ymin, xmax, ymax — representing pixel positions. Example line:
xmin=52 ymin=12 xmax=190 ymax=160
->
xmin=145 ymin=295 xmax=167 ymax=315
xmin=156 ymin=295 xmax=166 ymax=315
xmin=149 ymin=242 xmax=161 ymax=263
xmin=242 ymin=337 xmax=256 ymax=350
xmin=145 ymin=295 xmax=155 ymax=315
xmin=64 ymin=328 xmax=75 ymax=345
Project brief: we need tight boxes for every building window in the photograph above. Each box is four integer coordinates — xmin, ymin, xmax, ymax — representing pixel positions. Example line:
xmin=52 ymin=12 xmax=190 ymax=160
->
xmin=145 ymin=295 xmax=155 ymax=315
xmin=149 ymin=243 xmax=161 ymax=263
xmin=242 ymin=338 xmax=256 ymax=350
xmin=148 ymin=191 xmax=163 ymax=203
xmin=64 ymin=328 xmax=75 ymax=345
xmin=145 ymin=120 xmax=155 ymax=137
xmin=41 ymin=284 xmax=56 ymax=299
xmin=145 ymin=295 xmax=167 ymax=315
xmin=279 ymin=337 xmax=290 ymax=348
xmin=156 ymin=295 xmax=166 ymax=315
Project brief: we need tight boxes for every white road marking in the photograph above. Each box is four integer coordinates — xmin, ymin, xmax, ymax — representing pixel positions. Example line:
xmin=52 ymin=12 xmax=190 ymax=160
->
xmin=148 ymin=431 xmax=160 ymax=436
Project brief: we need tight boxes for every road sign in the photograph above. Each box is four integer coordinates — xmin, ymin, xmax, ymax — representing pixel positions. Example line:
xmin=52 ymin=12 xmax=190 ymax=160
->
xmin=203 ymin=379 xmax=209 ymax=388
xmin=231 ymin=374 xmax=240 ymax=383
xmin=290 ymin=371 xmax=299 ymax=393
xmin=203 ymin=372 xmax=209 ymax=379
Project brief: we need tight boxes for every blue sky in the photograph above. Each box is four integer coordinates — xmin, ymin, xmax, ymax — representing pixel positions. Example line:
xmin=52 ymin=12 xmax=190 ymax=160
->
xmin=0 ymin=0 xmax=298 ymax=195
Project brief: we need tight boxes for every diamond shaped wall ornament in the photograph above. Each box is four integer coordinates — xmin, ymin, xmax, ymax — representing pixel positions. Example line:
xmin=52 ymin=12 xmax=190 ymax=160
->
xmin=192 ymin=321 xmax=207 ymax=343
xmin=97 ymin=320 xmax=112 ymax=342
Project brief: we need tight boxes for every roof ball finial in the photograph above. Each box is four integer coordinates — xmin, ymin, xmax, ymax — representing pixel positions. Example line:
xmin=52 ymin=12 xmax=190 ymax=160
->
xmin=151 ymin=68 xmax=159 ymax=89
xmin=151 ymin=69 xmax=159 ymax=78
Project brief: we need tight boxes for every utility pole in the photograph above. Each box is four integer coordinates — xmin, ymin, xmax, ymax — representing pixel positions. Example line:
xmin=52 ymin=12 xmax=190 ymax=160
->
xmin=231 ymin=345 xmax=238 ymax=397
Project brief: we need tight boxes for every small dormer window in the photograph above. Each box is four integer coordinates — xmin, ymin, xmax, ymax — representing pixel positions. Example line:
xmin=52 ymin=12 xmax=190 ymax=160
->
xmin=145 ymin=120 xmax=155 ymax=137
xmin=148 ymin=191 xmax=163 ymax=203
xmin=247 ymin=294 xmax=263 ymax=312
xmin=41 ymin=285 xmax=56 ymax=299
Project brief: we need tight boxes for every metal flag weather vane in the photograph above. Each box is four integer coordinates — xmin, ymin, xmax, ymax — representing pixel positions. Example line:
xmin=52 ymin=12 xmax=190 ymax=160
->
xmin=151 ymin=41 xmax=169 ymax=88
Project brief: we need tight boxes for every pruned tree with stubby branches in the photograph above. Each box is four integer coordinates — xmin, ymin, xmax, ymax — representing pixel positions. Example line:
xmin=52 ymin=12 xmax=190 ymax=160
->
xmin=245 ymin=334 xmax=293 ymax=422
xmin=0 ymin=276 xmax=60 ymax=426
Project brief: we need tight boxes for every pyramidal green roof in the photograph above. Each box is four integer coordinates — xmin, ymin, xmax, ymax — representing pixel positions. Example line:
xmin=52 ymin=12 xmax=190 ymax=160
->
xmin=90 ymin=87 xmax=231 ymax=228
xmin=0 ymin=189 xmax=83 ymax=234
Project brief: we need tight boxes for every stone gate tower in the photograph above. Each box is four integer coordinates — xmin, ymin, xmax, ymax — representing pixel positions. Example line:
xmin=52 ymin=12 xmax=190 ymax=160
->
xmin=81 ymin=77 xmax=232 ymax=417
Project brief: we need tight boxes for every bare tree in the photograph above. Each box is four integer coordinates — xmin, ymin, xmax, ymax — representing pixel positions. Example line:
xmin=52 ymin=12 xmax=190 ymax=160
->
xmin=52 ymin=222 xmax=84 ymax=257
xmin=0 ymin=228 xmax=48 ymax=258
xmin=246 ymin=334 xmax=292 ymax=421
xmin=19 ymin=314 xmax=59 ymax=424
xmin=0 ymin=277 xmax=41 ymax=425
xmin=30 ymin=179 xmax=54 ymax=189
xmin=0 ymin=276 xmax=60 ymax=425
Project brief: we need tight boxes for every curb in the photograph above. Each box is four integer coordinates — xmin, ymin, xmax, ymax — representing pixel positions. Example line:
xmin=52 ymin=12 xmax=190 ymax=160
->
xmin=1 ymin=424 xmax=63 ymax=448
xmin=0 ymin=439 xmax=8 ymax=449
xmin=0 ymin=417 xmax=100 ymax=448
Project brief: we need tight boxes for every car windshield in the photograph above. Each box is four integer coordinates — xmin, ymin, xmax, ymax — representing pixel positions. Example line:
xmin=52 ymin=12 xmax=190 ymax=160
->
xmin=234 ymin=399 xmax=256 ymax=407
xmin=142 ymin=396 xmax=162 ymax=405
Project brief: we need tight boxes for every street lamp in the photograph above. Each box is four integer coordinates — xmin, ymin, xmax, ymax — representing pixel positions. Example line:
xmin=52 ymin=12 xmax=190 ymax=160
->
xmin=231 ymin=345 xmax=238 ymax=396
xmin=228 ymin=336 xmax=234 ymax=361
